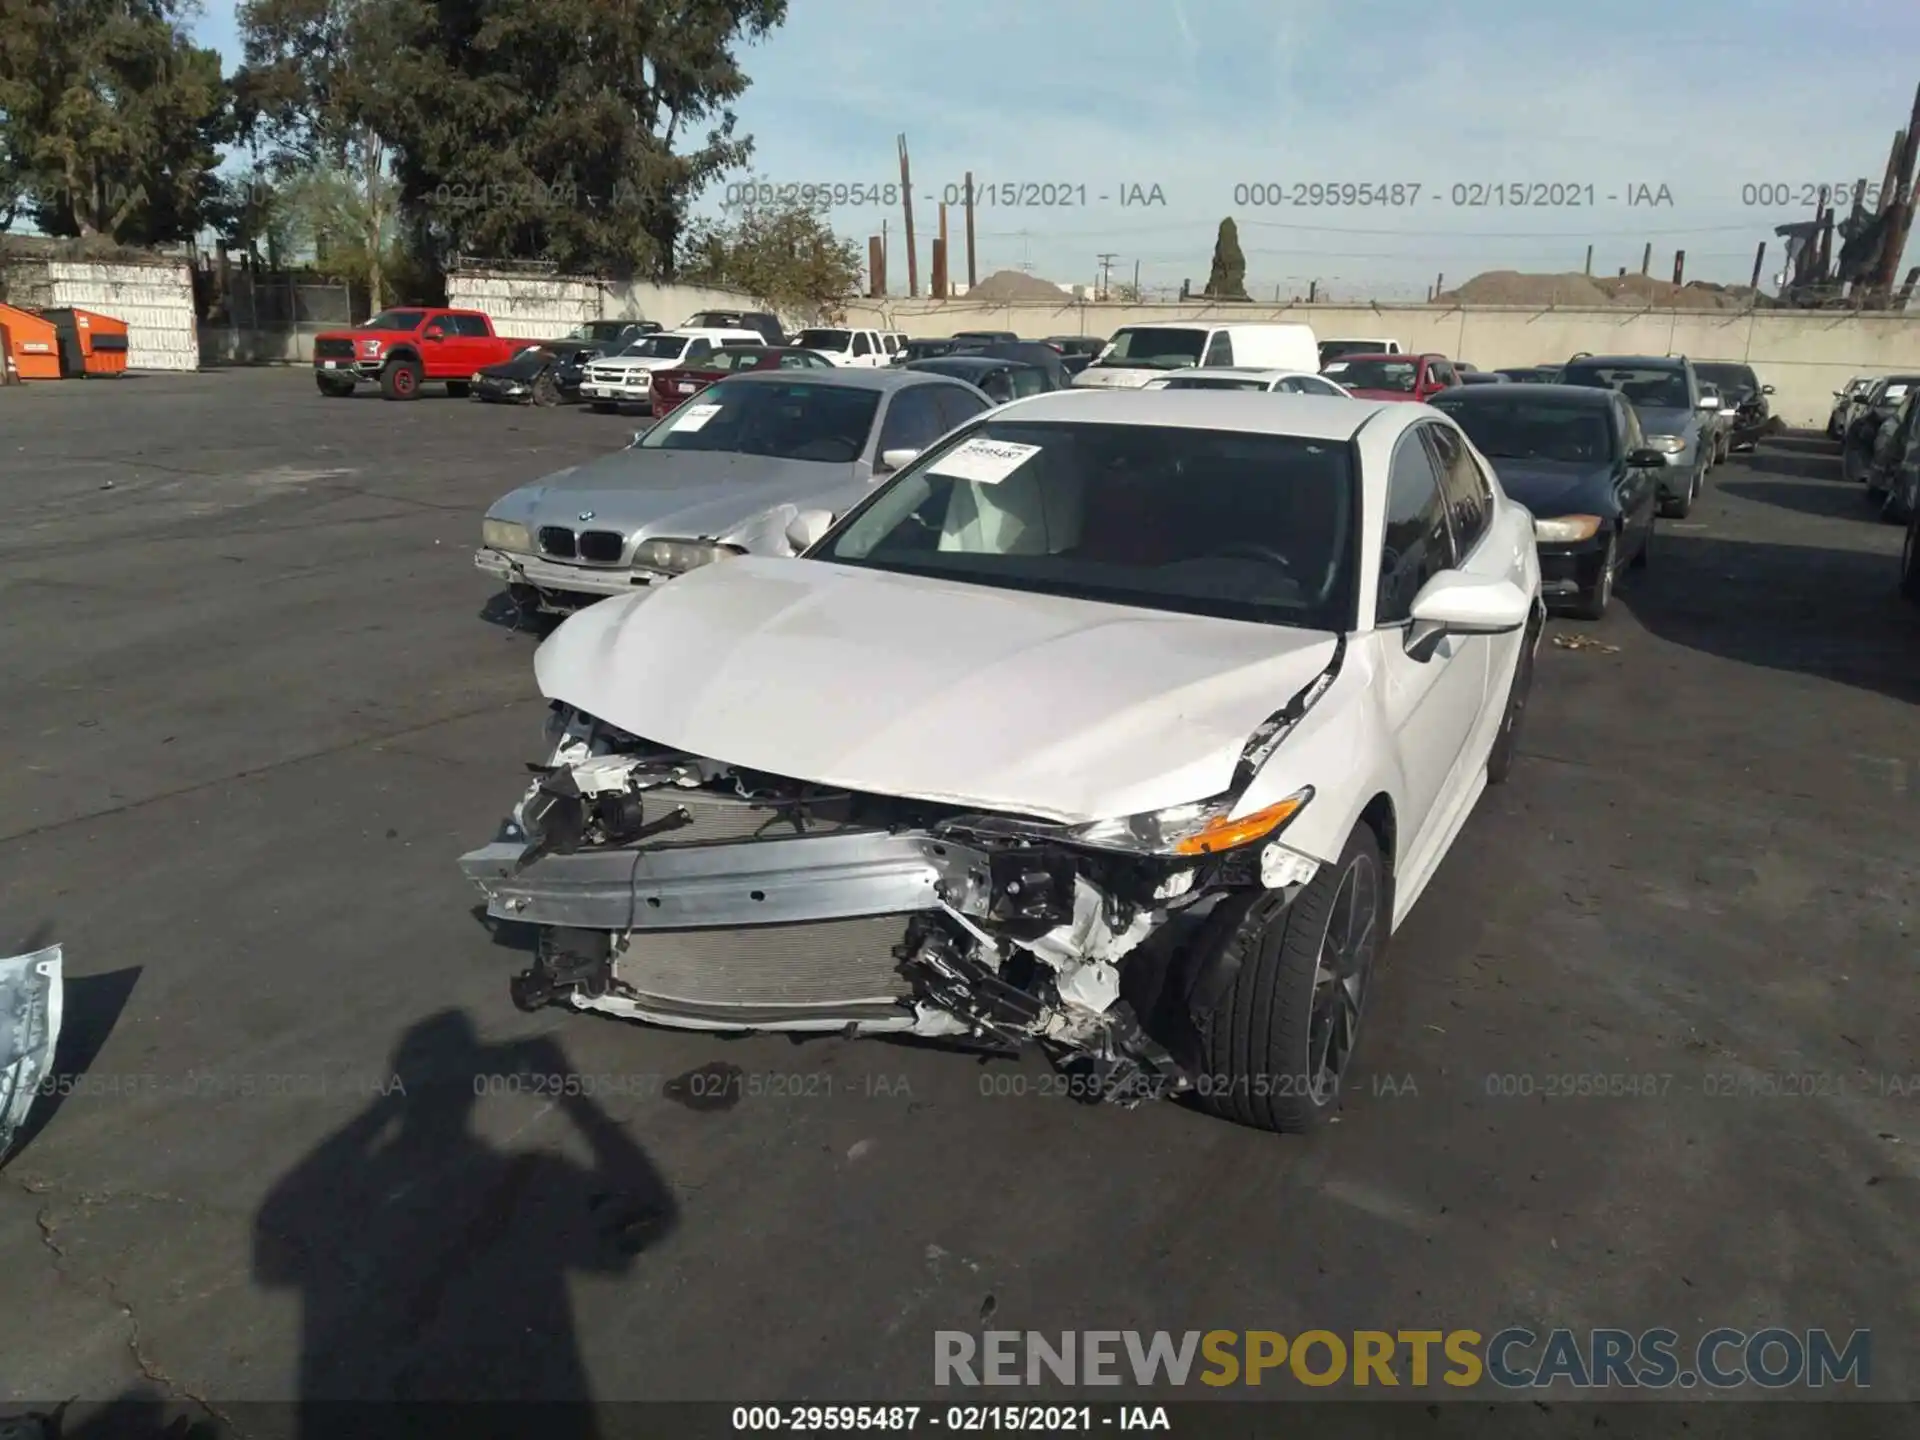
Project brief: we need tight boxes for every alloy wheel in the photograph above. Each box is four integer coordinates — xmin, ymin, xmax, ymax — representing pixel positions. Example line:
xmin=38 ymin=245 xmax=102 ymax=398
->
xmin=1307 ymin=852 xmax=1381 ymax=1106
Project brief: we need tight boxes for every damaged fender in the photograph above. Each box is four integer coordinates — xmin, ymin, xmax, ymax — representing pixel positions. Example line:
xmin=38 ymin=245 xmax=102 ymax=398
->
xmin=1232 ymin=645 xmax=1402 ymax=870
xmin=0 ymin=946 xmax=62 ymax=1162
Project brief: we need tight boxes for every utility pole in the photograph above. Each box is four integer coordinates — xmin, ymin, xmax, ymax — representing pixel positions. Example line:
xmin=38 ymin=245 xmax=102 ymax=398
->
xmin=1672 ymin=249 xmax=1686 ymax=285
xmin=897 ymin=134 xmax=918 ymax=298
xmin=1584 ymin=243 xmax=1593 ymax=276
xmin=1640 ymin=242 xmax=1651 ymax=275
xmin=934 ymin=201 xmax=949 ymax=299
xmin=964 ymin=172 xmax=977 ymax=289
xmin=1133 ymin=258 xmax=1140 ymax=296
xmin=1750 ymin=241 xmax=1767 ymax=291
xmin=1096 ymin=252 xmax=1117 ymax=299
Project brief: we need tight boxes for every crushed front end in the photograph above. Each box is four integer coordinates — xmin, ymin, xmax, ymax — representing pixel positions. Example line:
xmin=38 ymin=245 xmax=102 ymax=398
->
xmin=459 ymin=653 xmax=1339 ymax=1104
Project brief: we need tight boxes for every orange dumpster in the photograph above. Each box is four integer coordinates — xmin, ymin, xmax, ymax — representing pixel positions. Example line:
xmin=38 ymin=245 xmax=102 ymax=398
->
xmin=42 ymin=307 xmax=130 ymax=376
xmin=0 ymin=301 xmax=62 ymax=380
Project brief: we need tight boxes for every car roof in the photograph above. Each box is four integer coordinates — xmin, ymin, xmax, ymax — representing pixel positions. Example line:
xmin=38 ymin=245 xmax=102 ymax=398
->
xmin=908 ymin=355 xmax=1028 ymax=371
xmin=1566 ymin=354 xmax=1687 ymax=368
xmin=1159 ymin=367 xmax=1322 ymax=382
xmin=984 ymin=387 xmax=1400 ymax=440
xmin=1432 ymin=382 xmax=1615 ymax=407
xmin=715 ymin=367 xmax=957 ymax=392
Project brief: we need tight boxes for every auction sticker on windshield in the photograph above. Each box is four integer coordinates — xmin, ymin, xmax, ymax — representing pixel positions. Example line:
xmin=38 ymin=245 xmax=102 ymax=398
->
xmin=929 ymin=438 xmax=1042 ymax=485
xmin=673 ymin=403 xmax=724 ymax=432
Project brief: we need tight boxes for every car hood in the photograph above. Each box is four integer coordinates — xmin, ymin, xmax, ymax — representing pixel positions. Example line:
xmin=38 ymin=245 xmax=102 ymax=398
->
xmin=1632 ymin=404 xmax=1696 ymax=434
xmin=534 ymin=556 xmax=1341 ymax=823
xmin=1483 ymin=457 xmax=1614 ymax=516
xmin=490 ymin=450 xmax=866 ymax=545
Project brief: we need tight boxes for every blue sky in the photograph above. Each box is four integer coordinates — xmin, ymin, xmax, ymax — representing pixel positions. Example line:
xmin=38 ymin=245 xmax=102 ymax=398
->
xmin=189 ymin=0 xmax=1920 ymax=298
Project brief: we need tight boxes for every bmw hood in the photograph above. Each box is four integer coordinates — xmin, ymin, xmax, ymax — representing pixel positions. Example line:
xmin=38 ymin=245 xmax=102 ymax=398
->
xmin=533 ymin=556 xmax=1341 ymax=823
xmin=489 ymin=451 xmax=864 ymax=546
xmin=1485 ymin=457 xmax=1613 ymax=515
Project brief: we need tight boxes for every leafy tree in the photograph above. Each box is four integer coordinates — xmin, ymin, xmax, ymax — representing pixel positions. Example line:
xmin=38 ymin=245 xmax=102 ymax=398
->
xmin=236 ymin=0 xmax=399 ymax=303
xmin=680 ymin=185 xmax=861 ymax=320
xmin=358 ymin=0 xmax=787 ymax=277
xmin=0 ymin=0 xmax=233 ymax=243
xmin=1203 ymin=216 xmax=1250 ymax=300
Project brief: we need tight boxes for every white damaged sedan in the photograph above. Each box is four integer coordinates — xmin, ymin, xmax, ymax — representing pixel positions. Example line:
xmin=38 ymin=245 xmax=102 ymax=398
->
xmin=460 ymin=390 xmax=1543 ymax=1133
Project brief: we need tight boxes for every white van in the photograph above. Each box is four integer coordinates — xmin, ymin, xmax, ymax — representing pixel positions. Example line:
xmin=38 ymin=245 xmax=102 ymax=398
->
xmin=1319 ymin=337 xmax=1404 ymax=364
xmin=1071 ymin=321 xmax=1319 ymax=389
xmin=792 ymin=326 xmax=889 ymax=367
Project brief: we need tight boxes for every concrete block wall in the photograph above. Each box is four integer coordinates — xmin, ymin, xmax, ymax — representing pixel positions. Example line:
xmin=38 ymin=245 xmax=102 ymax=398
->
xmin=446 ymin=270 xmax=778 ymax=338
xmin=2 ymin=257 xmax=199 ymax=371
xmin=840 ymin=298 xmax=1920 ymax=429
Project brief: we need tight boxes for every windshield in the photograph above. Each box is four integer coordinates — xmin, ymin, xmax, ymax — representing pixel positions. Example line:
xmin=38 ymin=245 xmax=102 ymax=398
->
xmin=1327 ymin=358 xmax=1417 ymax=392
xmin=796 ymin=328 xmax=852 ymax=352
xmin=818 ymin=419 xmax=1356 ymax=629
xmin=362 ymin=310 xmax=425 ymax=331
xmin=697 ymin=348 xmax=771 ymax=373
xmin=1694 ymin=363 xmax=1758 ymax=399
xmin=1094 ymin=327 xmax=1209 ymax=369
xmin=1160 ymin=376 xmax=1269 ymax=392
xmin=1875 ymin=378 xmax=1919 ymax=404
xmin=1562 ymin=364 xmax=1690 ymax=409
xmin=1432 ymin=396 xmax=1616 ymax=464
xmin=1319 ymin=341 xmax=1389 ymax=363
xmin=687 ymin=312 xmax=748 ymax=329
xmin=617 ymin=334 xmax=692 ymax=359
xmin=637 ymin=378 xmax=879 ymax=462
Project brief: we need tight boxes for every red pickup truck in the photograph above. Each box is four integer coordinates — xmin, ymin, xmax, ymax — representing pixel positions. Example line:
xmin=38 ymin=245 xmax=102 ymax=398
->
xmin=312 ymin=307 xmax=541 ymax=400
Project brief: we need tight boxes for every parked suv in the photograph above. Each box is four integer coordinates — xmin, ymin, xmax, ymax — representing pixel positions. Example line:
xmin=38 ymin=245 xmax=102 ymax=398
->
xmin=681 ymin=310 xmax=785 ymax=347
xmin=1560 ymin=355 xmax=1709 ymax=518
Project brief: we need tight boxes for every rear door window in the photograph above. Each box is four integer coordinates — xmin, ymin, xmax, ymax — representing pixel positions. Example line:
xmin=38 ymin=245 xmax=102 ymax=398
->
xmin=1378 ymin=430 xmax=1457 ymax=623
xmin=1202 ymin=330 xmax=1234 ymax=367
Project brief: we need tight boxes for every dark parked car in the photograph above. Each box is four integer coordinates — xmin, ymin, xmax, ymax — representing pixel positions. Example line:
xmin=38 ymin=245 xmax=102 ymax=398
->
xmin=1859 ymin=388 xmax=1920 ymax=519
xmin=904 ymin=354 xmax=1056 ymax=404
xmin=1692 ymin=362 xmax=1774 ymax=452
xmin=472 ymin=344 xmax=570 ymax=405
xmin=1496 ymin=366 xmax=1564 ymax=385
xmin=1458 ymin=370 xmax=1509 ymax=385
xmin=1559 ymin=354 xmax=1708 ymax=518
xmin=948 ymin=340 xmax=1073 ymax=390
xmin=1843 ymin=374 xmax=1920 ymax=487
xmin=682 ymin=309 xmax=786 ymax=347
xmin=1431 ymin=384 xmax=1663 ymax=619
xmin=1044 ymin=335 xmax=1106 ymax=375
xmin=951 ymin=329 xmax=1020 ymax=344
xmin=897 ymin=338 xmax=964 ymax=363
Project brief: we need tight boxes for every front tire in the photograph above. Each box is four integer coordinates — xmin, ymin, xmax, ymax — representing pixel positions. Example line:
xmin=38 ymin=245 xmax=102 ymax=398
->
xmin=1195 ymin=825 xmax=1387 ymax=1134
xmin=1658 ymin=468 xmax=1697 ymax=519
xmin=315 ymin=374 xmax=354 ymax=398
xmin=381 ymin=357 xmax=423 ymax=401
xmin=532 ymin=371 xmax=562 ymax=407
xmin=1486 ymin=611 xmax=1539 ymax=786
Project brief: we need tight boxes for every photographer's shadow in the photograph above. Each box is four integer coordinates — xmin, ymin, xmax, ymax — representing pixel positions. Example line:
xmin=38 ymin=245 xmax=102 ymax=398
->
xmin=254 ymin=1011 xmax=676 ymax=1436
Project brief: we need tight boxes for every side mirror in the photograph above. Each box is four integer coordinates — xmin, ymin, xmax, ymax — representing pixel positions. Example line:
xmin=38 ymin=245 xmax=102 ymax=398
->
xmin=879 ymin=447 xmax=920 ymax=472
xmin=785 ymin=509 xmax=834 ymax=552
xmin=1698 ymin=394 xmax=1721 ymax=411
xmin=1405 ymin=572 xmax=1531 ymax=660
xmin=423 ymin=326 xmax=446 ymax=341
xmin=1762 ymin=384 xmax=1775 ymax=394
xmin=1627 ymin=447 xmax=1669 ymax=468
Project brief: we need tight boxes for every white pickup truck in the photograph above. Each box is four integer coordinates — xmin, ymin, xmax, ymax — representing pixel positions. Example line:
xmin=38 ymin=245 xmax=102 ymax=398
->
xmin=791 ymin=327 xmax=890 ymax=368
xmin=580 ymin=329 xmax=763 ymax=412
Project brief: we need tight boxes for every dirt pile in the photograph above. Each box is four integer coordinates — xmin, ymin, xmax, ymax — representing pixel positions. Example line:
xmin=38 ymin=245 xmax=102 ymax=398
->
xmin=1436 ymin=269 xmax=1769 ymax=311
xmin=966 ymin=268 xmax=1072 ymax=302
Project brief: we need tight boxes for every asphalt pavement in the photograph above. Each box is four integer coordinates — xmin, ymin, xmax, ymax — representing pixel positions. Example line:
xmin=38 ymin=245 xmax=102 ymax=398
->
xmin=1 ymin=371 xmax=1917 ymax=1421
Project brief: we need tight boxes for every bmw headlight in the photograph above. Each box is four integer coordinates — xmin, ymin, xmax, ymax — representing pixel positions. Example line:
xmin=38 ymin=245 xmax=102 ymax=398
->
xmin=1532 ymin=514 xmax=1604 ymax=542
xmin=1067 ymin=787 xmax=1312 ymax=857
xmin=1646 ymin=434 xmax=1686 ymax=454
xmin=482 ymin=519 xmax=532 ymax=552
xmin=635 ymin=538 xmax=745 ymax=574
